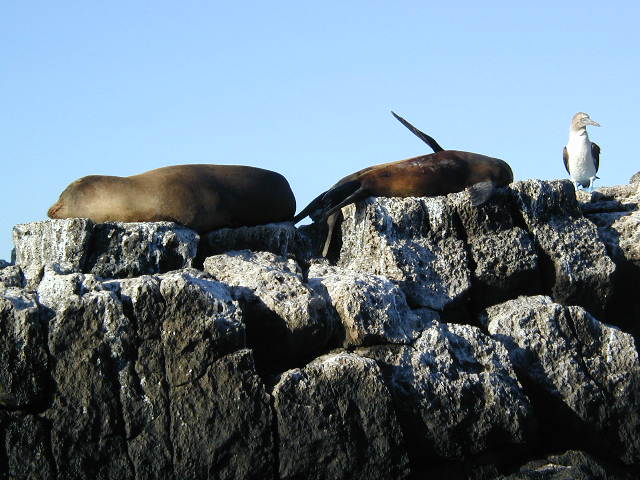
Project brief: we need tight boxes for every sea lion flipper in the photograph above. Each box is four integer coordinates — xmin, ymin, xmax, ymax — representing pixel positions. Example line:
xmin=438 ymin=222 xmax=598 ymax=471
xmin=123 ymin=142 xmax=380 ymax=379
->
xmin=325 ymin=186 xmax=367 ymax=218
xmin=467 ymin=180 xmax=495 ymax=206
xmin=391 ymin=111 xmax=445 ymax=153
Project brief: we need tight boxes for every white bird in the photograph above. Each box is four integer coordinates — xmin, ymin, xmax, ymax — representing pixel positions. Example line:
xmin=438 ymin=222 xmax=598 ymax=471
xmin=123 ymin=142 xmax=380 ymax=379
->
xmin=563 ymin=112 xmax=601 ymax=192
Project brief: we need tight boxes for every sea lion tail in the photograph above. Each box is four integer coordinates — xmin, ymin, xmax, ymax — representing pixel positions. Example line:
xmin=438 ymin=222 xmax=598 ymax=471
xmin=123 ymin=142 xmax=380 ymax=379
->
xmin=391 ymin=111 xmax=445 ymax=153
xmin=467 ymin=180 xmax=495 ymax=206
xmin=294 ymin=180 xmax=362 ymax=223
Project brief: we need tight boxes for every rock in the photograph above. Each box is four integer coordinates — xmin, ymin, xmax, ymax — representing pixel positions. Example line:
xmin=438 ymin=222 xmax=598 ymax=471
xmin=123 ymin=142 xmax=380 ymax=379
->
xmin=0 ymin=288 xmax=49 ymax=409
xmin=84 ymin=221 xmax=199 ymax=279
xmin=338 ymin=196 xmax=472 ymax=313
xmin=203 ymin=250 xmax=334 ymax=371
xmin=44 ymin=285 xmax=134 ymax=479
xmin=1 ymin=412 xmax=56 ymax=479
xmin=156 ymin=269 xmax=245 ymax=386
xmin=198 ymin=222 xmax=311 ymax=266
xmin=273 ymin=351 xmax=409 ymax=480
xmin=577 ymin=184 xmax=640 ymax=214
xmin=357 ymin=322 xmax=534 ymax=469
xmin=12 ymin=219 xmax=199 ymax=287
xmin=483 ymin=296 xmax=640 ymax=464
xmin=13 ymin=219 xmax=93 ymax=287
xmin=498 ymin=450 xmax=639 ymax=480
xmin=0 ymin=264 xmax=24 ymax=289
xmin=509 ymin=180 xmax=616 ymax=316
xmin=630 ymin=171 xmax=640 ymax=184
xmin=308 ymin=263 xmax=438 ymax=347
xmin=453 ymin=189 xmax=541 ymax=310
xmin=170 ymin=349 xmax=275 ymax=480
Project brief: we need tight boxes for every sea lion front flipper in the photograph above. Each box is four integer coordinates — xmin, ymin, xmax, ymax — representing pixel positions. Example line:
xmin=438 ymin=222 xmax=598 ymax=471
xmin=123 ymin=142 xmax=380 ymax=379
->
xmin=467 ymin=180 xmax=495 ymax=206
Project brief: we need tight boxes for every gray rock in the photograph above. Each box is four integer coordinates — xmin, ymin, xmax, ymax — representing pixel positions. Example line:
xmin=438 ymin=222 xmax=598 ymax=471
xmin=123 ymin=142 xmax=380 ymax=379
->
xmin=0 ymin=264 xmax=24 ymax=289
xmin=577 ymin=184 xmax=639 ymax=214
xmin=170 ymin=349 xmax=275 ymax=480
xmin=630 ymin=171 xmax=640 ymax=184
xmin=1 ymin=412 xmax=56 ymax=479
xmin=204 ymin=250 xmax=334 ymax=370
xmin=358 ymin=322 xmax=534 ymax=468
xmin=453 ymin=190 xmax=540 ymax=309
xmin=198 ymin=221 xmax=311 ymax=265
xmin=483 ymin=296 xmax=640 ymax=464
xmin=12 ymin=219 xmax=200 ymax=287
xmin=44 ymin=286 xmax=134 ymax=479
xmin=13 ymin=218 xmax=93 ymax=287
xmin=273 ymin=351 xmax=409 ymax=480
xmin=338 ymin=196 xmax=472 ymax=312
xmin=308 ymin=263 xmax=438 ymax=346
xmin=498 ymin=450 xmax=638 ymax=480
xmin=0 ymin=288 xmax=49 ymax=409
xmin=85 ymin=221 xmax=199 ymax=279
xmin=509 ymin=180 xmax=616 ymax=315
xmin=157 ymin=269 xmax=245 ymax=387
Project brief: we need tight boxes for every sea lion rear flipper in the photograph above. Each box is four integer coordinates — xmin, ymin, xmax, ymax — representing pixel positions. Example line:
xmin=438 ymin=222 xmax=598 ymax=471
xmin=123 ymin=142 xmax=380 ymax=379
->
xmin=325 ymin=186 xmax=368 ymax=218
xmin=467 ymin=180 xmax=495 ymax=206
xmin=391 ymin=111 xmax=445 ymax=153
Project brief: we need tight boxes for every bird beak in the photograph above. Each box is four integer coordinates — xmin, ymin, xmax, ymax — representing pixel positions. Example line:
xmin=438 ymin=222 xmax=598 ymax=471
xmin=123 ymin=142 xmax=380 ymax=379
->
xmin=586 ymin=119 xmax=601 ymax=127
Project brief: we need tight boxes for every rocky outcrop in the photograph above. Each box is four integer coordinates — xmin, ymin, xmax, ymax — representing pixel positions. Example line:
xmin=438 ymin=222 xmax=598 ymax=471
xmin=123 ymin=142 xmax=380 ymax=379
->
xmin=1 ymin=177 xmax=640 ymax=479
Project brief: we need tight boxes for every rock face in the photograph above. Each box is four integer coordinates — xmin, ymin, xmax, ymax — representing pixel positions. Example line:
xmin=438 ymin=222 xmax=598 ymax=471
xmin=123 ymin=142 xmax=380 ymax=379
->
xmin=1 ymin=176 xmax=640 ymax=479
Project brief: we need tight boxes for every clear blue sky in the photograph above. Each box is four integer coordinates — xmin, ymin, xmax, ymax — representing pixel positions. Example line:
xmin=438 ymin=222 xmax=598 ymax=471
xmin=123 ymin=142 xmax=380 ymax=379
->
xmin=2 ymin=2 xmax=639 ymax=260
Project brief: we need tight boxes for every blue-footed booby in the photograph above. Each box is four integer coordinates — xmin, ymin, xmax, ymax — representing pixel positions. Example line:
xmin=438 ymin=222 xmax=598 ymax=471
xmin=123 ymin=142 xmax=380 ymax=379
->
xmin=563 ymin=112 xmax=601 ymax=191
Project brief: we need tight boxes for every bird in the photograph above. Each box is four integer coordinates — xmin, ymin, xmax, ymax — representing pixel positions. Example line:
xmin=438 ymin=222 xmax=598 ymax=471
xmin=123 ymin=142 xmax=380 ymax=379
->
xmin=563 ymin=112 xmax=601 ymax=192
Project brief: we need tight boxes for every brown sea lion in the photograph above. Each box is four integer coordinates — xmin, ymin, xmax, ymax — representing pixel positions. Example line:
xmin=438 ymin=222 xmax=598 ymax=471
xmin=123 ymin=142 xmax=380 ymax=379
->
xmin=48 ymin=164 xmax=296 ymax=232
xmin=295 ymin=113 xmax=513 ymax=255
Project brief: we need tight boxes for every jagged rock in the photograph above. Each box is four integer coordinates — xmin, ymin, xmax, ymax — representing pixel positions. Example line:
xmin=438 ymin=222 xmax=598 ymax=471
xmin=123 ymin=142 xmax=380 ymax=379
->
xmin=498 ymin=450 xmax=639 ymax=480
xmin=12 ymin=219 xmax=199 ymax=287
xmin=482 ymin=296 xmax=640 ymax=464
xmin=85 ymin=222 xmax=199 ymax=279
xmin=577 ymin=184 xmax=639 ymax=214
xmin=13 ymin=218 xmax=93 ymax=287
xmin=630 ymin=171 xmax=640 ymax=184
xmin=509 ymin=180 xmax=616 ymax=316
xmin=452 ymin=190 xmax=541 ymax=309
xmin=307 ymin=263 xmax=438 ymax=346
xmin=170 ymin=349 xmax=275 ymax=480
xmin=357 ymin=322 xmax=534 ymax=470
xmin=1 ymin=412 xmax=56 ymax=479
xmin=43 ymin=284 xmax=134 ymax=479
xmin=0 ymin=263 xmax=24 ymax=289
xmin=273 ymin=351 xmax=409 ymax=480
xmin=0 ymin=288 xmax=49 ymax=409
xmin=203 ymin=250 xmax=334 ymax=370
xmin=338 ymin=196 xmax=472 ymax=312
xmin=198 ymin=221 xmax=311 ymax=265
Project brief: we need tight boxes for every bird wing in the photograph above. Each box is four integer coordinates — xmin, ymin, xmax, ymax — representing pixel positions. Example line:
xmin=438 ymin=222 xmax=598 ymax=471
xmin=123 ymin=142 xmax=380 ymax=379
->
xmin=591 ymin=142 xmax=600 ymax=172
xmin=562 ymin=146 xmax=570 ymax=174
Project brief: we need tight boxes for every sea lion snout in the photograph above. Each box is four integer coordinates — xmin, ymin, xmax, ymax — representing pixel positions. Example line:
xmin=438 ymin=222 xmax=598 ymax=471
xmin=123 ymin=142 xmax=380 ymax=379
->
xmin=47 ymin=201 xmax=63 ymax=218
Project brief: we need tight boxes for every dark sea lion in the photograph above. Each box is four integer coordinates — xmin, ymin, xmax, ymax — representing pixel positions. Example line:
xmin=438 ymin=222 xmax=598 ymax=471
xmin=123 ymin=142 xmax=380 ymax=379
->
xmin=295 ymin=113 xmax=513 ymax=255
xmin=48 ymin=164 xmax=296 ymax=232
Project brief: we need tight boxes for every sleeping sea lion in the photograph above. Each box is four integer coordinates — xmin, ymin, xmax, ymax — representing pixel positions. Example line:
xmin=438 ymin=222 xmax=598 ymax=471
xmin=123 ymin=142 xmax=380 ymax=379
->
xmin=295 ymin=112 xmax=513 ymax=255
xmin=48 ymin=164 xmax=296 ymax=232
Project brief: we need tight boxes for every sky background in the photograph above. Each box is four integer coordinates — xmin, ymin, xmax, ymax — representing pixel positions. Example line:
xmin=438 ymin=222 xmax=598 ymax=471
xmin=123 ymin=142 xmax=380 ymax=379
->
xmin=2 ymin=2 xmax=639 ymax=260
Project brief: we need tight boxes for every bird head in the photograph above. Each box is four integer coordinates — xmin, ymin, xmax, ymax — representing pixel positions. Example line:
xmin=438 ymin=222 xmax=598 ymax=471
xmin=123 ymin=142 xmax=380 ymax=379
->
xmin=571 ymin=112 xmax=601 ymax=130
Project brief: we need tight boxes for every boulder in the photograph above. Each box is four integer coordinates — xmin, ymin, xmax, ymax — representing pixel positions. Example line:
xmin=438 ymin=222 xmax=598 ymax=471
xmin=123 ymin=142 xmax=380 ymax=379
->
xmin=483 ymin=296 xmax=640 ymax=464
xmin=307 ymin=262 xmax=437 ymax=347
xmin=273 ymin=351 xmax=409 ymax=480
xmin=204 ymin=250 xmax=335 ymax=371
xmin=357 ymin=321 xmax=534 ymax=470
xmin=509 ymin=180 xmax=616 ymax=316
xmin=337 ymin=196 xmax=472 ymax=313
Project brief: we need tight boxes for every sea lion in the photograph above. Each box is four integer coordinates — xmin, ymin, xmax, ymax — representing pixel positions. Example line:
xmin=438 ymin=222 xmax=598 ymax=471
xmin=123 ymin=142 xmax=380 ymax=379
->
xmin=48 ymin=164 xmax=296 ymax=232
xmin=295 ymin=113 xmax=513 ymax=255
